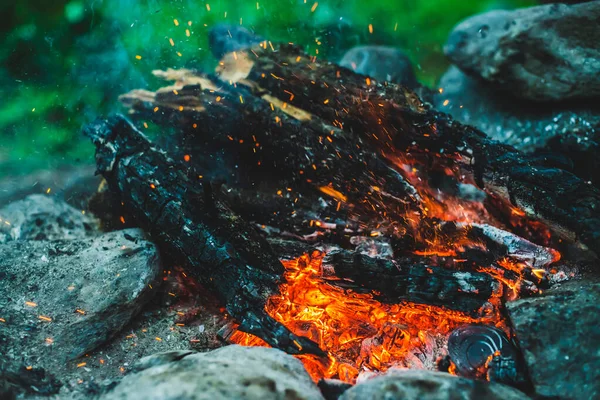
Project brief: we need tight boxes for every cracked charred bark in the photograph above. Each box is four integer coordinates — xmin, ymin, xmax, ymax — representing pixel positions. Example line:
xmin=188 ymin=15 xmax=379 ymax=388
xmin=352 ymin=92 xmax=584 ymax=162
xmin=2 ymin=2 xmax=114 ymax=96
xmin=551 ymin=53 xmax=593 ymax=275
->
xmin=323 ymin=249 xmax=498 ymax=316
xmin=83 ymin=115 xmax=324 ymax=356
xmin=83 ymin=116 xmax=516 ymax=353
xmin=119 ymin=80 xmax=420 ymax=234
xmin=215 ymin=44 xmax=600 ymax=253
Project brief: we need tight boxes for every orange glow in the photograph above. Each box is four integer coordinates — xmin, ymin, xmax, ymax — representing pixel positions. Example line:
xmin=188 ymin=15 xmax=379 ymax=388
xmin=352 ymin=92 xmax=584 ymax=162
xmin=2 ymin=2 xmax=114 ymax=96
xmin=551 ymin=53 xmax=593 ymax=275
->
xmin=230 ymin=146 xmax=562 ymax=383
xmin=213 ymin=80 xmax=563 ymax=383
xmin=232 ymin=252 xmax=505 ymax=383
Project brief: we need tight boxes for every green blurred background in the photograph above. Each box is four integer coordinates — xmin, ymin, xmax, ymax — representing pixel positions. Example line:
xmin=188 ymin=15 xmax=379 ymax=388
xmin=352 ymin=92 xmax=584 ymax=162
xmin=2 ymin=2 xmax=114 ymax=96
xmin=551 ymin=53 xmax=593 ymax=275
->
xmin=0 ymin=0 xmax=536 ymax=175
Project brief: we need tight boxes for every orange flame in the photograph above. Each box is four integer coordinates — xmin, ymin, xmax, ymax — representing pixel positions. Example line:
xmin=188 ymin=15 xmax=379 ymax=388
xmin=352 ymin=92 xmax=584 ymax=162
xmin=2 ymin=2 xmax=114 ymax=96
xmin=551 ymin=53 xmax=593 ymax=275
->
xmin=231 ymin=133 xmax=561 ymax=383
xmin=232 ymin=252 xmax=505 ymax=383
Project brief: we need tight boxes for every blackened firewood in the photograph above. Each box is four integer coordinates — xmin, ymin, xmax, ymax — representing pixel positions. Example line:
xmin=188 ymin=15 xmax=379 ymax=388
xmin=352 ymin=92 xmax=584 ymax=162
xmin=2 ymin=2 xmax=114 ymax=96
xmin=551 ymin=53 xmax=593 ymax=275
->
xmin=119 ymin=72 xmax=421 ymax=230
xmin=265 ymin=237 xmax=320 ymax=259
xmin=263 ymin=234 xmax=502 ymax=315
xmin=83 ymin=115 xmax=324 ymax=356
xmin=216 ymin=44 xmax=600 ymax=253
xmin=537 ymin=128 xmax=600 ymax=188
xmin=323 ymin=249 xmax=499 ymax=315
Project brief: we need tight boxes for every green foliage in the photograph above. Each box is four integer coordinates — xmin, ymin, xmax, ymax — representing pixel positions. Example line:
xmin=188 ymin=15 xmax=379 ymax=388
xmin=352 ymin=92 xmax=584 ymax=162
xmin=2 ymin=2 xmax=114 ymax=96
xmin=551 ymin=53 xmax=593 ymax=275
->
xmin=0 ymin=0 xmax=536 ymax=175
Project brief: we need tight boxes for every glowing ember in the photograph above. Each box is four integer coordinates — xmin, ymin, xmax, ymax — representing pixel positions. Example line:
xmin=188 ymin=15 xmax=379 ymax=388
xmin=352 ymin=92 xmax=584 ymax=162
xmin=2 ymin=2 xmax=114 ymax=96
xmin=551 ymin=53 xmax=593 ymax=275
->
xmin=232 ymin=252 xmax=507 ymax=383
xmin=230 ymin=150 xmax=562 ymax=383
xmin=114 ymin=52 xmax=568 ymax=385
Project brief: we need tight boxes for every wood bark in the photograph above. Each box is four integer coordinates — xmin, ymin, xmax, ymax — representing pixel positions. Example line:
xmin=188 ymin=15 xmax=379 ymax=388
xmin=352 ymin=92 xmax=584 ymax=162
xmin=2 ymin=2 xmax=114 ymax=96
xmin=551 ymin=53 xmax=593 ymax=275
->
xmin=83 ymin=116 xmax=513 ymax=350
xmin=83 ymin=42 xmax=596 ymax=357
xmin=214 ymin=44 xmax=600 ymax=253
xmin=120 ymin=78 xmax=420 ymax=227
xmin=323 ymin=249 xmax=498 ymax=315
xmin=83 ymin=115 xmax=324 ymax=356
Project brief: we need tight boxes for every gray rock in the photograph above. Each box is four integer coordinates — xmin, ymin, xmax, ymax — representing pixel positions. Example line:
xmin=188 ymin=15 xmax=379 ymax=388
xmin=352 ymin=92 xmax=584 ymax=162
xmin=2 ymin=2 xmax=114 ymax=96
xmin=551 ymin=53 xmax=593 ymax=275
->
xmin=101 ymin=346 xmax=324 ymax=400
xmin=0 ymin=229 xmax=161 ymax=368
xmin=340 ymin=370 xmax=529 ymax=400
xmin=506 ymin=275 xmax=600 ymax=399
xmin=0 ymin=194 xmax=99 ymax=243
xmin=434 ymin=66 xmax=600 ymax=152
xmin=445 ymin=2 xmax=600 ymax=101
xmin=339 ymin=46 xmax=417 ymax=88
xmin=208 ymin=24 xmax=263 ymax=59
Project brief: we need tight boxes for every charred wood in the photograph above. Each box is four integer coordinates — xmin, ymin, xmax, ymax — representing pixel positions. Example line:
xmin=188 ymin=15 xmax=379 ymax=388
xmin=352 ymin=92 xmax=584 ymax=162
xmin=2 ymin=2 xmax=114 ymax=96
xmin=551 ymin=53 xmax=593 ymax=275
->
xmin=322 ymin=249 xmax=499 ymax=315
xmin=83 ymin=115 xmax=324 ymax=356
xmin=119 ymin=77 xmax=421 ymax=230
xmin=217 ymin=44 xmax=600 ymax=253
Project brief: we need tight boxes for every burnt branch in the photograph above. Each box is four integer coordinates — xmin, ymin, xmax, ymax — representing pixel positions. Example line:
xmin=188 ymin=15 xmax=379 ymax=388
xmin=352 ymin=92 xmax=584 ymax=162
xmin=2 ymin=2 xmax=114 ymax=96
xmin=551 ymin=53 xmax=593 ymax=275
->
xmin=83 ymin=115 xmax=324 ymax=357
xmin=216 ymin=44 xmax=600 ymax=253
xmin=119 ymin=71 xmax=422 ymax=236
xmin=323 ymin=250 xmax=499 ymax=316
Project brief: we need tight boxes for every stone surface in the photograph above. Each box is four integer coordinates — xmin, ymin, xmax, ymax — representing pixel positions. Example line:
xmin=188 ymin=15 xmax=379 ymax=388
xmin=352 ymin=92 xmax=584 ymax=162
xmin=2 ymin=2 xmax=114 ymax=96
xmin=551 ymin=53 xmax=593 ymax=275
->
xmin=0 ymin=229 xmax=161 ymax=369
xmin=208 ymin=24 xmax=264 ymax=58
xmin=0 ymin=194 xmax=99 ymax=243
xmin=435 ymin=66 xmax=600 ymax=152
xmin=101 ymin=346 xmax=324 ymax=400
xmin=339 ymin=46 xmax=417 ymax=88
xmin=445 ymin=2 xmax=600 ymax=101
xmin=506 ymin=275 xmax=600 ymax=399
xmin=50 ymin=263 xmax=228 ymax=399
xmin=341 ymin=370 xmax=529 ymax=400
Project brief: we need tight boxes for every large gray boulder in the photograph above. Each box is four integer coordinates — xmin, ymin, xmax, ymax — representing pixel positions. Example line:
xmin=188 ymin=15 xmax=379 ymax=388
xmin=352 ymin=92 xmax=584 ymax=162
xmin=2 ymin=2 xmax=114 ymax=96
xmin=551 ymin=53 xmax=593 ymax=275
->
xmin=445 ymin=2 xmax=600 ymax=101
xmin=340 ymin=370 xmax=529 ymax=400
xmin=434 ymin=66 xmax=600 ymax=152
xmin=339 ymin=46 xmax=417 ymax=88
xmin=0 ymin=194 xmax=99 ymax=243
xmin=0 ymin=229 xmax=161 ymax=368
xmin=101 ymin=346 xmax=324 ymax=400
xmin=507 ymin=275 xmax=600 ymax=399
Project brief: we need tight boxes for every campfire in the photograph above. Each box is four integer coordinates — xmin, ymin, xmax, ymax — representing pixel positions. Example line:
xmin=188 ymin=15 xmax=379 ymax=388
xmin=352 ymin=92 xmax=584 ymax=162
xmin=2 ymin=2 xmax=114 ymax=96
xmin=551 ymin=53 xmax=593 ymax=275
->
xmin=85 ymin=42 xmax=591 ymax=389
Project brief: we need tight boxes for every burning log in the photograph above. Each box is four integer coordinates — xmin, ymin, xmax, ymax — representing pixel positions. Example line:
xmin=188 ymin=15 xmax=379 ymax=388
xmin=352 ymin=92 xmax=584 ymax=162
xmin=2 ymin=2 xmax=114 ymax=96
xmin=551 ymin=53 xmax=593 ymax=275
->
xmin=214 ymin=43 xmax=600 ymax=253
xmin=119 ymin=74 xmax=421 ymax=230
xmin=323 ymin=250 xmax=499 ymax=315
xmin=259 ymin=237 xmax=501 ymax=314
xmin=116 ymin=61 xmax=563 ymax=302
xmin=86 ymin=40 xmax=585 ymax=384
xmin=82 ymin=116 xmax=511 ymax=375
xmin=83 ymin=115 xmax=323 ymax=356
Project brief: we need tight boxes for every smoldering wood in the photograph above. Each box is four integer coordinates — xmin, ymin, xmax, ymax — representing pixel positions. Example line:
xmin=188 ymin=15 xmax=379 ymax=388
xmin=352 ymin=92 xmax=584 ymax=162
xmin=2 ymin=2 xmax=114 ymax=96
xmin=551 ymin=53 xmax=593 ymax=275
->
xmin=82 ymin=116 xmax=506 ymax=356
xmin=216 ymin=44 xmax=600 ymax=253
xmin=117 ymin=64 xmax=561 ymax=294
xmin=119 ymin=74 xmax=421 ymax=233
xmin=323 ymin=250 xmax=498 ymax=315
xmin=82 ymin=42 xmax=590 ymax=365
xmin=83 ymin=115 xmax=324 ymax=356
xmin=261 ymin=237 xmax=500 ymax=315
xmin=82 ymin=114 xmax=505 ymax=320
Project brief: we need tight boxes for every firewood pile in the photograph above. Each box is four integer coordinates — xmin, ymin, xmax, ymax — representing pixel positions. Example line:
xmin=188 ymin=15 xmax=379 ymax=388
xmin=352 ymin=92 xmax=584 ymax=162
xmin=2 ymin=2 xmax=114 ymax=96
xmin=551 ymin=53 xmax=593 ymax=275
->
xmin=84 ymin=42 xmax=598 ymax=385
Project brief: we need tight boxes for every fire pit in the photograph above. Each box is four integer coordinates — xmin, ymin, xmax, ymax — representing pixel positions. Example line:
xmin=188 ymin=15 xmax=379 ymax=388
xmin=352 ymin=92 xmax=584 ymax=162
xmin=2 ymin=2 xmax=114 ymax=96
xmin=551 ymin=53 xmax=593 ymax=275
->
xmin=3 ymin=4 xmax=600 ymax=396
xmin=82 ymin=41 xmax=591 ymax=392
